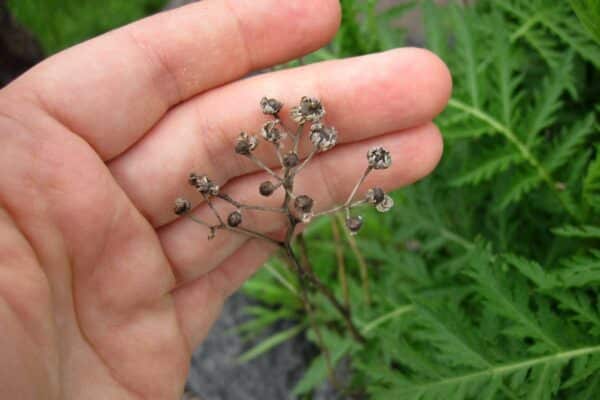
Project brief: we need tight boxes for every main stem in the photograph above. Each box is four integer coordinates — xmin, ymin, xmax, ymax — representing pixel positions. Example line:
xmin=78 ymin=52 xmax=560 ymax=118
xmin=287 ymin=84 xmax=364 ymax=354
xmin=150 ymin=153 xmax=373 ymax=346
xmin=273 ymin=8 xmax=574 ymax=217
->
xmin=282 ymin=241 xmax=366 ymax=344
xmin=280 ymin=158 xmax=366 ymax=345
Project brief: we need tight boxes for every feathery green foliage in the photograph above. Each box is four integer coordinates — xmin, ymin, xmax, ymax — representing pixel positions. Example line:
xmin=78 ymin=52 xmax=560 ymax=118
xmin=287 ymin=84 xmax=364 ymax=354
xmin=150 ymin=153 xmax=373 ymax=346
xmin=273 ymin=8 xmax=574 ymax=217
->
xmin=242 ymin=0 xmax=600 ymax=398
xmin=570 ymin=0 xmax=600 ymax=44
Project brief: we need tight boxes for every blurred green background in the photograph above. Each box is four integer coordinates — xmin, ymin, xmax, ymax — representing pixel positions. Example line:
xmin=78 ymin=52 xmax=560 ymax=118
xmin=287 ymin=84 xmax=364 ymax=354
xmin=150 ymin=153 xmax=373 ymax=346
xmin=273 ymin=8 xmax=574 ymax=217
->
xmin=7 ymin=0 xmax=167 ymax=54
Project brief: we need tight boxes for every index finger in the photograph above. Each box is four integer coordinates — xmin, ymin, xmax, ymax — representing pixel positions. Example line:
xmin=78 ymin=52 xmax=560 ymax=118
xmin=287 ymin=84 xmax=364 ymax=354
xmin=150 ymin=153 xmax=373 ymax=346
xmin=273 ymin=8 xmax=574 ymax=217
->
xmin=4 ymin=0 xmax=340 ymax=161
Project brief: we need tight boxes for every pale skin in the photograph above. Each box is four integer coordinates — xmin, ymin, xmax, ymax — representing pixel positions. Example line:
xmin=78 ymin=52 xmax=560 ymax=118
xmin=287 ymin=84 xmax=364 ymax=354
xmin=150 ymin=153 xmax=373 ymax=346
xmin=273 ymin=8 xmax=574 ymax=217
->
xmin=0 ymin=1 xmax=451 ymax=399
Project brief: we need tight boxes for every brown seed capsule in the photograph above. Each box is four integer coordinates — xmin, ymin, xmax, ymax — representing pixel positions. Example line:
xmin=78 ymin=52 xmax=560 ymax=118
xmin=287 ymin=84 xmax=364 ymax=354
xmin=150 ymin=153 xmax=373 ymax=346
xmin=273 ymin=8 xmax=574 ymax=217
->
xmin=294 ymin=195 xmax=314 ymax=213
xmin=260 ymin=97 xmax=283 ymax=115
xmin=227 ymin=210 xmax=243 ymax=227
xmin=283 ymin=152 xmax=300 ymax=168
xmin=376 ymin=195 xmax=394 ymax=213
xmin=259 ymin=181 xmax=276 ymax=196
xmin=174 ymin=198 xmax=192 ymax=215
xmin=235 ymin=132 xmax=258 ymax=155
xmin=367 ymin=146 xmax=392 ymax=170
xmin=365 ymin=187 xmax=385 ymax=205
xmin=189 ymin=173 xmax=219 ymax=196
xmin=290 ymin=96 xmax=325 ymax=124
xmin=261 ymin=119 xmax=284 ymax=144
xmin=309 ymin=123 xmax=337 ymax=151
xmin=188 ymin=172 xmax=200 ymax=187
xmin=345 ymin=216 xmax=363 ymax=235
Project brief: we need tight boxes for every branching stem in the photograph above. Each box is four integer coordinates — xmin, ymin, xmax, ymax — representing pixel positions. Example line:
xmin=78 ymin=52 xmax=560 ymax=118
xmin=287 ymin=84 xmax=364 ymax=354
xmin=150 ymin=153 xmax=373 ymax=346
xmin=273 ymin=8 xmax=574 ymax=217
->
xmin=217 ymin=193 xmax=285 ymax=213
xmin=294 ymin=148 xmax=318 ymax=176
xmin=248 ymin=154 xmax=283 ymax=182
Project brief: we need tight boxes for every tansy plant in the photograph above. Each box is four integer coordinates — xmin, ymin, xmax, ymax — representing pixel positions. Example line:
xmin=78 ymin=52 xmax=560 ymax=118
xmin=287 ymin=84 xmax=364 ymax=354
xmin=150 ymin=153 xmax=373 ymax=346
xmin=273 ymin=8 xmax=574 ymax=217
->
xmin=173 ymin=96 xmax=394 ymax=343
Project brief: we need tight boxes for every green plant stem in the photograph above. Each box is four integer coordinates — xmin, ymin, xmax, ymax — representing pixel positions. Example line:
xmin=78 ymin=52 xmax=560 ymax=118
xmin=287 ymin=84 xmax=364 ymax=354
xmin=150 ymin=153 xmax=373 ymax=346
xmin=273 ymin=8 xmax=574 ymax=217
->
xmin=330 ymin=218 xmax=350 ymax=308
xmin=361 ymin=305 xmax=414 ymax=334
xmin=335 ymin=213 xmax=371 ymax=305
xmin=288 ymin=249 xmax=338 ymax=387
xmin=439 ymin=228 xmax=475 ymax=250
xmin=265 ymin=263 xmax=299 ymax=296
xmin=448 ymin=98 xmax=581 ymax=221
xmin=409 ymin=344 xmax=600 ymax=392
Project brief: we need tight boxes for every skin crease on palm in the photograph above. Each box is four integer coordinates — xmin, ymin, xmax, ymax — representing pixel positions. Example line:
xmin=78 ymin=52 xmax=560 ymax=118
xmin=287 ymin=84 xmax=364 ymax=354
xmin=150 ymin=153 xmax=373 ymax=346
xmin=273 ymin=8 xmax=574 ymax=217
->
xmin=0 ymin=0 xmax=451 ymax=399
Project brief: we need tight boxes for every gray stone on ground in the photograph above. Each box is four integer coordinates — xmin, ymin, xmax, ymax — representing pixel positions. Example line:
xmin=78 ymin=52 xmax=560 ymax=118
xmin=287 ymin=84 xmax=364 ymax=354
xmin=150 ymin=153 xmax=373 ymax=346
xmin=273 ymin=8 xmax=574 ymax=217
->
xmin=186 ymin=293 xmax=313 ymax=400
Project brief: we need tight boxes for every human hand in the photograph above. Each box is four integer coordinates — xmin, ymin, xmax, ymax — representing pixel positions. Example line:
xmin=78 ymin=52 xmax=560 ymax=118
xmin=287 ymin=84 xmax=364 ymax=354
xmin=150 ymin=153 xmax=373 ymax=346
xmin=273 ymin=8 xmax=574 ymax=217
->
xmin=0 ymin=1 xmax=451 ymax=398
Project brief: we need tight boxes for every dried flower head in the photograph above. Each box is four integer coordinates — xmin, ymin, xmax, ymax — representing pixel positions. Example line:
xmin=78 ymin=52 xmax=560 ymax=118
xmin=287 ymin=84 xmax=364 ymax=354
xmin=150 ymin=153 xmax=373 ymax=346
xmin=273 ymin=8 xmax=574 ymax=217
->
xmin=365 ymin=187 xmax=386 ymax=205
xmin=235 ymin=132 xmax=258 ymax=155
xmin=375 ymin=195 xmax=394 ymax=213
xmin=227 ymin=210 xmax=243 ymax=227
xmin=259 ymin=181 xmax=277 ymax=196
xmin=309 ymin=123 xmax=338 ymax=151
xmin=189 ymin=173 xmax=219 ymax=196
xmin=174 ymin=198 xmax=191 ymax=215
xmin=283 ymin=152 xmax=300 ymax=168
xmin=367 ymin=146 xmax=392 ymax=170
xmin=294 ymin=195 xmax=314 ymax=223
xmin=345 ymin=216 xmax=363 ymax=235
xmin=291 ymin=96 xmax=325 ymax=124
xmin=294 ymin=195 xmax=314 ymax=213
xmin=260 ymin=96 xmax=283 ymax=115
xmin=261 ymin=119 xmax=284 ymax=144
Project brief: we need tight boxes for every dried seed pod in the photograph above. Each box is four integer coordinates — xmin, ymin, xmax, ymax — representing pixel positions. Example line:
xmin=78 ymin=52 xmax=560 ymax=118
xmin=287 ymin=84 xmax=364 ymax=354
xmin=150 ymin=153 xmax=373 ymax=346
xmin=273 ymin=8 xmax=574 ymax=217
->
xmin=261 ymin=119 xmax=284 ymax=144
xmin=367 ymin=146 xmax=392 ymax=170
xmin=375 ymin=195 xmax=394 ymax=213
xmin=345 ymin=216 xmax=363 ymax=235
xmin=188 ymin=172 xmax=200 ymax=187
xmin=294 ymin=195 xmax=314 ymax=213
xmin=290 ymin=96 xmax=325 ymax=124
xmin=300 ymin=212 xmax=314 ymax=223
xmin=235 ymin=131 xmax=258 ymax=155
xmin=365 ymin=187 xmax=385 ymax=205
xmin=174 ymin=198 xmax=192 ymax=215
xmin=260 ymin=97 xmax=283 ymax=115
xmin=309 ymin=123 xmax=337 ymax=151
xmin=189 ymin=173 xmax=219 ymax=196
xmin=259 ymin=181 xmax=276 ymax=196
xmin=283 ymin=152 xmax=300 ymax=168
xmin=227 ymin=210 xmax=243 ymax=227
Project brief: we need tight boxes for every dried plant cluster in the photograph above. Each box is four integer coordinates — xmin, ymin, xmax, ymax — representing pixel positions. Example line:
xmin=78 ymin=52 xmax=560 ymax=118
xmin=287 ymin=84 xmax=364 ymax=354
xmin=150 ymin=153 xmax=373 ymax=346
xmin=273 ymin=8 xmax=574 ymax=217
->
xmin=174 ymin=96 xmax=393 ymax=239
xmin=173 ymin=96 xmax=393 ymax=343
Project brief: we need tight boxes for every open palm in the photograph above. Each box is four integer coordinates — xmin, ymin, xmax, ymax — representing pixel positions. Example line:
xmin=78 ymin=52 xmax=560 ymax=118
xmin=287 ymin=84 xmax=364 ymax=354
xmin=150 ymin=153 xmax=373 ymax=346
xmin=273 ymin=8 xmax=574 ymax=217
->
xmin=0 ymin=1 xmax=451 ymax=398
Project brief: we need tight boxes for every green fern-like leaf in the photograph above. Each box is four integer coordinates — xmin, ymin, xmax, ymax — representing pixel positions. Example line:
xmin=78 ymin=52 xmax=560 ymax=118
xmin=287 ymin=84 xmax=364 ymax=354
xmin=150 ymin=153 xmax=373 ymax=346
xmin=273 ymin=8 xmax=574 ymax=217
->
xmin=451 ymin=150 xmax=523 ymax=187
xmin=497 ymin=171 xmax=542 ymax=210
xmin=544 ymin=113 xmax=596 ymax=172
xmin=524 ymin=51 xmax=574 ymax=147
xmin=411 ymin=301 xmax=492 ymax=370
xmin=466 ymin=246 xmax=565 ymax=353
xmin=570 ymin=0 xmax=600 ymax=44
xmin=504 ymin=253 xmax=600 ymax=334
xmin=490 ymin=12 xmax=525 ymax=128
xmin=558 ymin=249 xmax=600 ymax=288
xmin=583 ymin=146 xmax=600 ymax=212
xmin=451 ymin=4 xmax=482 ymax=108
xmin=500 ymin=0 xmax=600 ymax=69
xmin=535 ymin=2 xmax=600 ymax=69
xmin=552 ymin=225 xmax=600 ymax=239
